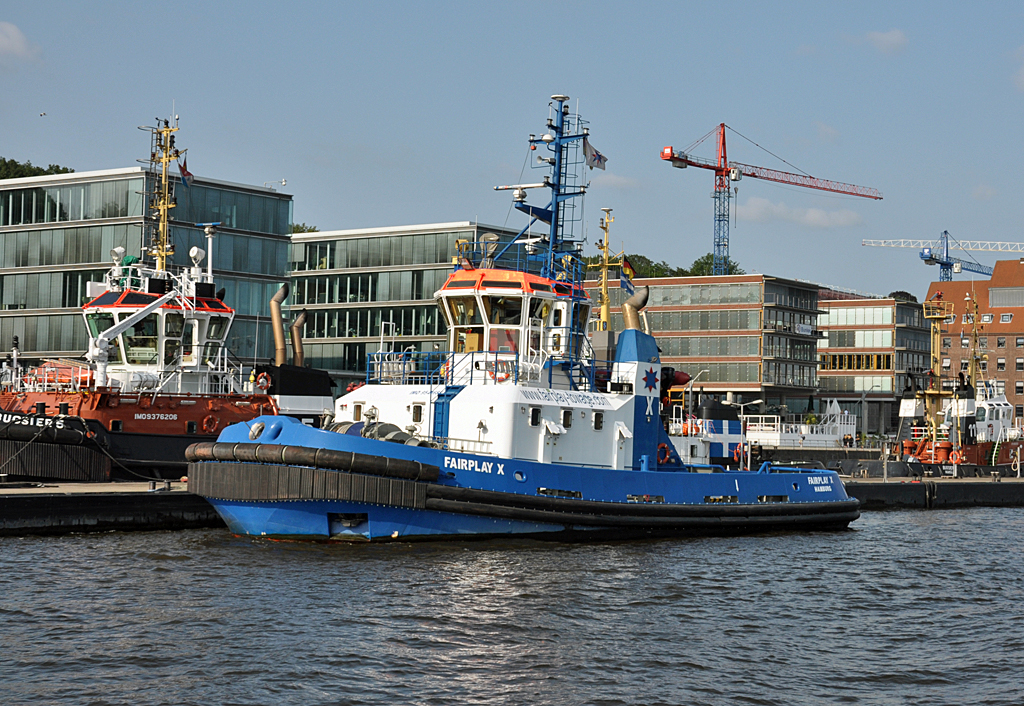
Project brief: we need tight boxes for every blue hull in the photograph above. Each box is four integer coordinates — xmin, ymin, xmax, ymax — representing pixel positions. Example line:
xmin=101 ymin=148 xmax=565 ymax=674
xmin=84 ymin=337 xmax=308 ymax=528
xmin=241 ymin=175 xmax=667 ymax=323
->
xmin=189 ymin=417 xmax=860 ymax=542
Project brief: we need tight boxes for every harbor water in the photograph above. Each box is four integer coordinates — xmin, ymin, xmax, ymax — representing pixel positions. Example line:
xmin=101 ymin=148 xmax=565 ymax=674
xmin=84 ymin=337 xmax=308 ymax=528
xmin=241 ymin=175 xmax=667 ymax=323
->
xmin=2 ymin=509 xmax=1023 ymax=705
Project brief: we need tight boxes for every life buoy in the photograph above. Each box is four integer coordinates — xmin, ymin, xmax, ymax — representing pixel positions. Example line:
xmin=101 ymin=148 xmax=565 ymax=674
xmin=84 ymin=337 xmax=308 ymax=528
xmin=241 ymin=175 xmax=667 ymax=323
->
xmin=489 ymin=361 xmax=511 ymax=383
xmin=949 ymin=449 xmax=962 ymax=464
xmin=202 ymin=415 xmax=219 ymax=434
xmin=657 ymin=442 xmax=671 ymax=464
xmin=255 ymin=372 xmax=272 ymax=392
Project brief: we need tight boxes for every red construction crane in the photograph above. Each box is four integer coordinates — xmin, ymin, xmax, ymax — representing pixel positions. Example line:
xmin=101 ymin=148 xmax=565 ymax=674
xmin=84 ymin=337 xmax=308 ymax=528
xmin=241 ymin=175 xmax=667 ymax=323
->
xmin=661 ymin=123 xmax=882 ymax=275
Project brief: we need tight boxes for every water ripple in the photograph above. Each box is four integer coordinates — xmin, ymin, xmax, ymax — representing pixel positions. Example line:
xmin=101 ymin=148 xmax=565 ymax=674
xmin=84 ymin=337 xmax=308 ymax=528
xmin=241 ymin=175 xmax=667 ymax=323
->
xmin=2 ymin=509 xmax=1024 ymax=705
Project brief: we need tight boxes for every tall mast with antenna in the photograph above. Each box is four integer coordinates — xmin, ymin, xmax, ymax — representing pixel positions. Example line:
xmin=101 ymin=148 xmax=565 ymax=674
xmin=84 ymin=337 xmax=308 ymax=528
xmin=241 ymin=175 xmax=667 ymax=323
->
xmin=139 ymin=117 xmax=182 ymax=271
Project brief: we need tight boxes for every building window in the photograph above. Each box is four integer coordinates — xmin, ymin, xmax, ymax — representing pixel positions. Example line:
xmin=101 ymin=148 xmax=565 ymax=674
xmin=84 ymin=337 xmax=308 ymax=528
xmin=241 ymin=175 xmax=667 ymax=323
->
xmin=981 ymin=314 xmax=994 ymax=323
xmin=998 ymin=337 xmax=1006 ymax=348
xmin=943 ymin=337 xmax=951 ymax=348
xmin=1002 ymin=313 xmax=1014 ymax=323
xmin=1018 ymin=337 xmax=1024 ymax=347
xmin=961 ymin=338 xmax=970 ymax=348
xmin=1017 ymin=358 xmax=1024 ymax=372
xmin=997 ymin=381 xmax=1006 ymax=395
xmin=963 ymin=313 xmax=974 ymax=324
xmin=942 ymin=358 xmax=951 ymax=370
xmin=1017 ymin=405 xmax=1023 ymax=419
xmin=980 ymin=337 xmax=988 ymax=349
xmin=998 ymin=358 xmax=1006 ymax=371
xmin=980 ymin=360 xmax=988 ymax=372
xmin=961 ymin=361 xmax=970 ymax=372
xmin=1017 ymin=382 xmax=1024 ymax=396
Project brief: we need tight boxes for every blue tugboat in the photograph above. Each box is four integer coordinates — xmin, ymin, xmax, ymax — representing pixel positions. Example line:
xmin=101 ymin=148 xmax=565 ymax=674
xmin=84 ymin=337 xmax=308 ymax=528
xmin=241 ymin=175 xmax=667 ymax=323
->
xmin=187 ymin=95 xmax=859 ymax=541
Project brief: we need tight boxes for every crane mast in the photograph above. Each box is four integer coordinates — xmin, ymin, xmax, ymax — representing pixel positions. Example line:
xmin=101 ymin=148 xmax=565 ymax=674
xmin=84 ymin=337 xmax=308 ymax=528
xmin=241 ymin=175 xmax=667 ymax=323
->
xmin=861 ymin=231 xmax=1019 ymax=281
xmin=662 ymin=123 xmax=882 ymax=275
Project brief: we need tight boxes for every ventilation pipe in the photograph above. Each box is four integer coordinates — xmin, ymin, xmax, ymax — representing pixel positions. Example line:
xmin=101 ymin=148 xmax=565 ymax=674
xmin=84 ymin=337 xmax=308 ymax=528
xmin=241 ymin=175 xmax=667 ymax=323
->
xmin=480 ymin=233 xmax=500 ymax=269
xmin=270 ymin=283 xmax=289 ymax=366
xmin=290 ymin=309 xmax=307 ymax=367
xmin=621 ymin=286 xmax=649 ymax=330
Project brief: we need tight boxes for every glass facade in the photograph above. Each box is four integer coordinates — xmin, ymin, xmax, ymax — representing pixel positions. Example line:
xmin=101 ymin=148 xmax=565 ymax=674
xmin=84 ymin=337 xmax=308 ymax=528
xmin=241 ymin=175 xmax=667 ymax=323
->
xmin=172 ymin=183 xmax=291 ymax=235
xmin=1 ymin=269 xmax=105 ymax=310
xmin=605 ymin=308 xmax=760 ymax=333
xmin=292 ymin=231 xmax=468 ymax=271
xmin=293 ymin=268 xmax=451 ymax=306
xmin=819 ymin=375 xmax=894 ymax=393
xmin=0 ymin=178 xmax=144 ymax=226
xmin=818 ymin=305 xmax=893 ymax=327
xmin=822 ymin=329 xmax=894 ymax=348
xmin=0 ymin=313 xmax=90 ymax=353
xmin=170 ymin=226 xmax=289 ymax=277
xmin=657 ymin=335 xmax=759 ymax=357
xmin=301 ymin=305 xmax=445 ymax=340
xmin=0 ymin=169 xmax=293 ymax=363
xmin=608 ymin=281 xmax=761 ymax=307
xmin=0 ymin=223 xmax=144 ymax=268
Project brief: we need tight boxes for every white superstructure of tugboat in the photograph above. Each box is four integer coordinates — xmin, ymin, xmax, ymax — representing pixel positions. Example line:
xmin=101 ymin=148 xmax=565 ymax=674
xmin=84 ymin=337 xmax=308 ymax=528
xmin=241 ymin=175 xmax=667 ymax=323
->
xmin=188 ymin=96 xmax=859 ymax=541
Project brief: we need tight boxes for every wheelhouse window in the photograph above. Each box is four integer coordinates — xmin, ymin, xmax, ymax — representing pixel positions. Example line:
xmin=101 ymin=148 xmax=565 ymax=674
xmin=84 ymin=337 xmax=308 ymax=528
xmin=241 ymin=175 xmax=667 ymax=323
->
xmin=484 ymin=296 xmax=522 ymax=325
xmin=165 ymin=313 xmax=185 ymax=338
xmin=207 ymin=315 xmax=230 ymax=340
xmin=124 ymin=313 xmax=159 ymax=364
xmin=84 ymin=312 xmax=122 ymax=363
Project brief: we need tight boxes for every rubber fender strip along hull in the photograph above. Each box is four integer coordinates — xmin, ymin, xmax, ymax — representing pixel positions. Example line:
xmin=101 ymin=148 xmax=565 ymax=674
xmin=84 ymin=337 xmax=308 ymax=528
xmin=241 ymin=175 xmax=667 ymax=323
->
xmin=185 ymin=442 xmax=439 ymax=481
xmin=188 ymin=461 xmax=427 ymax=509
xmin=424 ymin=497 xmax=861 ymax=530
xmin=427 ymin=484 xmax=861 ymax=519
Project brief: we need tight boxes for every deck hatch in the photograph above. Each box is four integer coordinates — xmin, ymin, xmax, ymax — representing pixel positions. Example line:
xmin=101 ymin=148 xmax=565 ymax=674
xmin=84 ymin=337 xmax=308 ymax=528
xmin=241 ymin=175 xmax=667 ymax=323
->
xmin=704 ymin=495 xmax=739 ymax=504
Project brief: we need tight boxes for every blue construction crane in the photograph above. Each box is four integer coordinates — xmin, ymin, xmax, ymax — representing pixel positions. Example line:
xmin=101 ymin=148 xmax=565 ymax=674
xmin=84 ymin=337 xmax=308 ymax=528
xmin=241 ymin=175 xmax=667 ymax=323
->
xmin=861 ymin=231 xmax=1024 ymax=281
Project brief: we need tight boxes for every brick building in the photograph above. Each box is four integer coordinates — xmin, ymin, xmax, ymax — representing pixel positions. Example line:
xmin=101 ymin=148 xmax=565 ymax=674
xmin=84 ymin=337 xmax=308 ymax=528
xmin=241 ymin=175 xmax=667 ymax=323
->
xmin=927 ymin=259 xmax=1024 ymax=421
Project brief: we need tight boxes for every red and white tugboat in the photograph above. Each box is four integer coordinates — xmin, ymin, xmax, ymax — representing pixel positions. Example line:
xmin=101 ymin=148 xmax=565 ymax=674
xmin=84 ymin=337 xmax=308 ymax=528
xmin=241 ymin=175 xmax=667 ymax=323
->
xmin=0 ymin=118 xmax=332 ymax=482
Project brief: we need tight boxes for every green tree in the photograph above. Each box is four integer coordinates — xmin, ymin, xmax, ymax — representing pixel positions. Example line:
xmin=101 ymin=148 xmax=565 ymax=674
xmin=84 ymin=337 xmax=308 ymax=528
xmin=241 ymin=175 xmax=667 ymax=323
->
xmin=889 ymin=290 xmax=918 ymax=303
xmin=291 ymin=222 xmax=319 ymax=233
xmin=0 ymin=157 xmax=74 ymax=180
xmin=687 ymin=252 xmax=745 ymax=276
xmin=623 ymin=253 xmax=688 ymax=278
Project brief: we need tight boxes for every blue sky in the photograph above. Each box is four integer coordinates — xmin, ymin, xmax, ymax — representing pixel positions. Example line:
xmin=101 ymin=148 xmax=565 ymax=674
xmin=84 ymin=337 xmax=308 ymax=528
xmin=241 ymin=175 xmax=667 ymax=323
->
xmin=3 ymin=2 xmax=1024 ymax=299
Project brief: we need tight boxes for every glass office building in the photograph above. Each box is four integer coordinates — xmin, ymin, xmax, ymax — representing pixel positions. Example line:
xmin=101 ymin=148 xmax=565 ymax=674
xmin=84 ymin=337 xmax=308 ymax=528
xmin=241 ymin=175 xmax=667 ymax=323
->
xmin=817 ymin=295 xmax=929 ymax=434
xmin=290 ymin=222 xmax=520 ymax=382
xmin=591 ymin=274 xmax=821 ymax=414
xmin=0 ymin=167 xmax=292 ymax=363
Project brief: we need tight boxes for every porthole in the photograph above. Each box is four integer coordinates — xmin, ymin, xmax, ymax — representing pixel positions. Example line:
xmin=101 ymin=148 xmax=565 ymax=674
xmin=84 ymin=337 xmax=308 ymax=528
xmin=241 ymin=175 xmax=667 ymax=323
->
xmin=514 ymin=471 xmax=527 ymax=482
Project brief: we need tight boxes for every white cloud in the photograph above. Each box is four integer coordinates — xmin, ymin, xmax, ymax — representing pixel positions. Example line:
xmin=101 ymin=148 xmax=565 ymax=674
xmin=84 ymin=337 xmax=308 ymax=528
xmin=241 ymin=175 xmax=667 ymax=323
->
xmin=865 ymin=29 xmax=908 ymax=55
xmin=972 ymin=184 xmax=997 ymax=201
xmin=736 ymin=196 xmax=863 ymax=229
xmin=816 ymin=122 xmax=839 ymax=144
xmin=590 ymin=172 xmax=639 ymax=189
xmin=0 ymin=22 xmax=37 ymax=63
